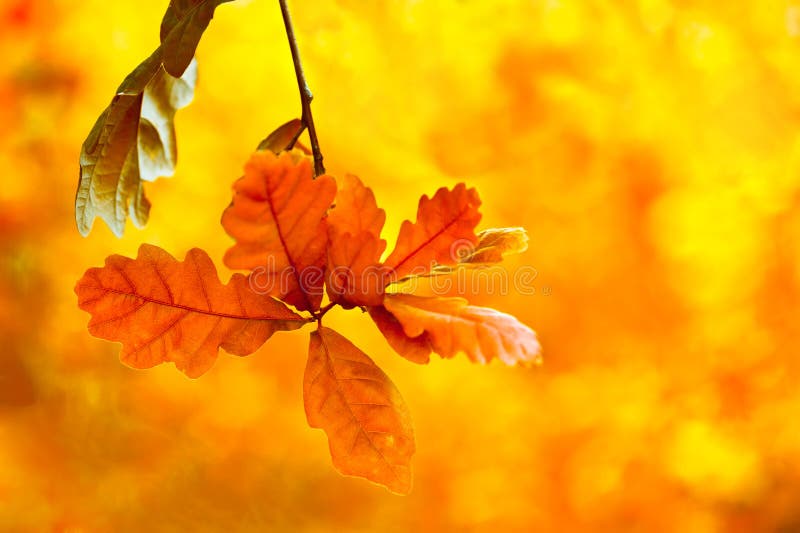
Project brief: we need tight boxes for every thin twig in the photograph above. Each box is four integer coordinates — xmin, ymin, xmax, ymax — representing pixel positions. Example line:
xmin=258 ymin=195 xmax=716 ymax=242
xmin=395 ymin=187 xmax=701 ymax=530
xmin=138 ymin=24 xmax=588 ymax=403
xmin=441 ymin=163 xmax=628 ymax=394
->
xmin=279 ymin=0 xmax=325 ymax=177
xmin=314 ymin=301 xmax=337 ymax=325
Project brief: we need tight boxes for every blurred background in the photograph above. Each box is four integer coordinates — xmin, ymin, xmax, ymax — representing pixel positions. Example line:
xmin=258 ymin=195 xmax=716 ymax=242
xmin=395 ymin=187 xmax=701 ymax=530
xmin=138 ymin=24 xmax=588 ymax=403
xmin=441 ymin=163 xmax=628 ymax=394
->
xmin=2 ymin=0 xmax=800 ymax=530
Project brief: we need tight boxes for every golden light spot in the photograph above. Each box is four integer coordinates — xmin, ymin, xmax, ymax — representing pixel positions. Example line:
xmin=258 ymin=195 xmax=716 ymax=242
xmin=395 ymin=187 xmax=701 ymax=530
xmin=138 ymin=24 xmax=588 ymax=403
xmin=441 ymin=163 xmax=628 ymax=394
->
xmin=667 ymin=420 xmax=764 ymax=503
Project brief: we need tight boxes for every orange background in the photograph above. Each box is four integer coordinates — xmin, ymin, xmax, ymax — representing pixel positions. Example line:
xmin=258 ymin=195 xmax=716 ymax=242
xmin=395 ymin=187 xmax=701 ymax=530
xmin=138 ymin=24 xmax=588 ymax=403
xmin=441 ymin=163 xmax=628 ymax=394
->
xmin=2 ymin=0 xmax=800 ymax=530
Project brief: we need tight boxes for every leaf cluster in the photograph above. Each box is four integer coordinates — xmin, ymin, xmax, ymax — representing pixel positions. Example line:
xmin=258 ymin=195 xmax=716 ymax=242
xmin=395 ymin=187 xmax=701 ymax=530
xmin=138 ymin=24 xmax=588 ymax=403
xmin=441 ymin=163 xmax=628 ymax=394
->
xmin=74 ymin=0 xmax=540 ymax=494
xmin=76 ymin=146 xmax=540 ymax=492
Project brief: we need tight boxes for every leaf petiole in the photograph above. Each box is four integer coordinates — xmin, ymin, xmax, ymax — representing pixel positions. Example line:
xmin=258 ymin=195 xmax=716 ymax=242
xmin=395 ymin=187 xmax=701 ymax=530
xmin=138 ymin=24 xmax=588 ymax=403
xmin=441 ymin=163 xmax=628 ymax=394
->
xmin=313 ymin=301 xmax=338 ymax=324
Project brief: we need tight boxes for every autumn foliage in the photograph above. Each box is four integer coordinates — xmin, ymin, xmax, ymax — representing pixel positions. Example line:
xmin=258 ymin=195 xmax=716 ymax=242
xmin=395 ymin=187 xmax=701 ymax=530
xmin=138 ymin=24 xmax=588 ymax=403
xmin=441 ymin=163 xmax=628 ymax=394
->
xmin=70 ymin=0 xmax=539 ymax=490
xmin=75 ymin=148 xmax=539 ymax=492
xmin=75 ymin=244 xmax=306 ymax=378
xmin=11 ymin=0 xmax=799 ymax=528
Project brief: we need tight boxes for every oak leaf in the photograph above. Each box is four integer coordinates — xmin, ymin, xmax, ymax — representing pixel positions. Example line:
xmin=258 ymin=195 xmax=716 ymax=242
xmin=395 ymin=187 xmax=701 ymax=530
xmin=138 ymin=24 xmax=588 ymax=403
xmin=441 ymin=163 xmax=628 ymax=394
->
xmin=75 ymin=244 xmax=306 ymax=378
xmin=305 ymin=327 xmax=415 ymax=494
xmin=76 ymin=50 xmax=197 ymax=237
xmin=327 ymin=174 xmax=386 ymax=239
xmin=425 ymin=227 xmax=530 ymax=278
xmin=326 ymin=174 xmax=388 ymax=307
xmin=222 ymin=151 xmax=337 ymax=311
xmin=160 ymin=0 xmax=235 ymax=77
xmin=257 ymin=118 xmax=305 ymax=153
xmin=382 ymin=293 xmax=541 ymax=366
xmin=368 ymin=305 xmax=432 ymax=364
xmin=383 ymin=183 xmax=482 ymax=280
xmin=139 ymin=58 xmax=197 ymax=184
xmin=462 ymin=227 xmax=529 ymax=264
xmin=76 ymin=0 xmax=232 ymax=237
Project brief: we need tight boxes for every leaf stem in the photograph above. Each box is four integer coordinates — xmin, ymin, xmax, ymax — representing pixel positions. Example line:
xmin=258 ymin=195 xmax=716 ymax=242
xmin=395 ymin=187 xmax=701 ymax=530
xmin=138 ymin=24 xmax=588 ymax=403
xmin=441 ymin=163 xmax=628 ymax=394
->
xmin=279 ymin=0 xmax=325 ymax=177
xmin=314 ymin=301 xmax=337 ymax=325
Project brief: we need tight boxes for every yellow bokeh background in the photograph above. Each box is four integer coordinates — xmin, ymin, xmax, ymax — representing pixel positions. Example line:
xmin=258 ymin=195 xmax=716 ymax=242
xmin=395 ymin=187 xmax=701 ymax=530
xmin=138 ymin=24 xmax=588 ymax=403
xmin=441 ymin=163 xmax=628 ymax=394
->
xmin=2 ymin=0 xmax=800 ymax=530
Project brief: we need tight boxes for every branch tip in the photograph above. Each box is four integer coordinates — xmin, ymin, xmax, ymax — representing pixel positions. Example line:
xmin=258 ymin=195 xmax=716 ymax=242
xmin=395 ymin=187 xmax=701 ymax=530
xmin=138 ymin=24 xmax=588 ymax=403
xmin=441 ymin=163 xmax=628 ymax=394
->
xmin=279 ymin=0 xmax=325 ymax=177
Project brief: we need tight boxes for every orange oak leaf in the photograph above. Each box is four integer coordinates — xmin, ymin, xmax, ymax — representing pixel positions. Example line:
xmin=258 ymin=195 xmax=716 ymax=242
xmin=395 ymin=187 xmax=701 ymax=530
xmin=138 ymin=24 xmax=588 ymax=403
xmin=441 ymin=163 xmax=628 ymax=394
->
xmin=327 ymin=233 xmax=388 ymax=307
xmin=368 ymin=306 xmax=432 ymax=364
xmin=382 ymin=293 xmax=541 ymax=366
xmin=222 ymin=151 xmax=337 ymax=311
xmin=327 ymin=174 xmax=387 ymax=307
xmin=389 ymin=227 xmax=532 ymax=303
xmin=305 ymin=327 xmax=415 ymax=494
xmin=383 ymin=183 xmax=482 ymax=280
xmin=327 ymin=174 xmax=386 ymax=239
xmin=75 ymin=244 xmax=306 ymax=378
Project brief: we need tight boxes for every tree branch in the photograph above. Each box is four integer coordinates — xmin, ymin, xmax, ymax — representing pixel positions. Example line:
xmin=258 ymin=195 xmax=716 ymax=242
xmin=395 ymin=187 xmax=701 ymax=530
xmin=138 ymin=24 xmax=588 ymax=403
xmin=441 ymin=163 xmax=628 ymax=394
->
xmin=279 ymin=0 xmax=325 ymax=177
